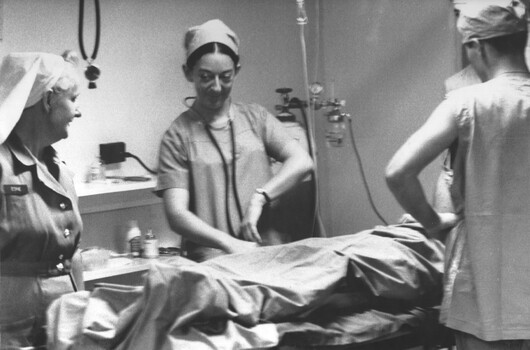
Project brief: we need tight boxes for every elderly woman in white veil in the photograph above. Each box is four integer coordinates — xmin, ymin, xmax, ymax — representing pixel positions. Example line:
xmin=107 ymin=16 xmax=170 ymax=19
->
xmin=0 ymin=51 xmax=83 ymax=348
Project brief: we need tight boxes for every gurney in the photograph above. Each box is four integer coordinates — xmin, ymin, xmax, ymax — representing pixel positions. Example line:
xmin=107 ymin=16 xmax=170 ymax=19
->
xmin=47 ymin=224 xmax=454 ymax=350
xmin=274 ymin=306 xmax=455 ymax=350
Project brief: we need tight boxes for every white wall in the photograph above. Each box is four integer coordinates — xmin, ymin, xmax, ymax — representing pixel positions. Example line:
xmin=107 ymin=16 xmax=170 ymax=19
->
xmin=315 ymin=0 xmax=459 ymax=235
xmin=0 ymin=0 xmax=459 ymax=241
xmin=0 ymin=0 xmax=309 ymax=179
xmin=0 ymin=0 xmax=311 ymax=249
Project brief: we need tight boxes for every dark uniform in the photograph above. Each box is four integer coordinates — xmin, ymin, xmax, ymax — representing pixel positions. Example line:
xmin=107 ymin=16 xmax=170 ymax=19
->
xmin=0 ymin=134 xmax=82 ymax=347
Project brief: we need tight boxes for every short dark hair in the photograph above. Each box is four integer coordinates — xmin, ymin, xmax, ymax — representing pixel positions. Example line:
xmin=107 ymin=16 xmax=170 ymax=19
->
xmin=186 ymin=42 xmax=240 ymax=69
xmin=483 ymin=31 xmax=528 ymax=54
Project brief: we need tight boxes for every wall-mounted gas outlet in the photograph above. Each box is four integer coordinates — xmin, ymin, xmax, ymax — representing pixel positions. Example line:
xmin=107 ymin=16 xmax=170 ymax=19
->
xmin=99 ymin=142 xmax=126 ymax=164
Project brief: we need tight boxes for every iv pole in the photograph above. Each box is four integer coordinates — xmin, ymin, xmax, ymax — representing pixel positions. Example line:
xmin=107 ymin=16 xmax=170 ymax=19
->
xmin=296 ymin=0 xmax=327 ymax=237
xmin=296 ymin=0 xmax=388 ymax=228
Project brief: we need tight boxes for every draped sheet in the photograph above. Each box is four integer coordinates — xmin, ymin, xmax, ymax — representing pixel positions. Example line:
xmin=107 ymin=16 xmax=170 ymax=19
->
xmin=47 ymin=224 xmax=444 ymax=350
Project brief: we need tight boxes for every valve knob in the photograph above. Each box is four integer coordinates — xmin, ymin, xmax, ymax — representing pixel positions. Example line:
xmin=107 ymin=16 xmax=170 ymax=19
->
xmin=275 ymin=87 xmax=293 ymax=94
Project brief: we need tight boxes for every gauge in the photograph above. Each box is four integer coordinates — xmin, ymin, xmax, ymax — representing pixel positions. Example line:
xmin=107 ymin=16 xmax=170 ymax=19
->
xmin=309 ymin=82 xmax=323 ymax=95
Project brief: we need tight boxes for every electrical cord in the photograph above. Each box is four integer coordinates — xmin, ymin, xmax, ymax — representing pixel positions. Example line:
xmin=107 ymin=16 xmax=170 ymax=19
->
xmin=346 ymin=118 xmax=388 ymax=225
xmin=123 ymin=152 xmax=157 ymax=175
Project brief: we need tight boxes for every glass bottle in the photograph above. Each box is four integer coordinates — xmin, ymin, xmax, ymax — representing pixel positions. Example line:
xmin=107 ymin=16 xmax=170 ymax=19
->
xmin=325 ymin=111 xmax=346 ymax=147
xmin=126 ymin=220 xmax=142 ymax=258
xmin=143 ymin=229 xmax=159 ymax=259
xmin=88 ymin=156 xmax=106 ymax=182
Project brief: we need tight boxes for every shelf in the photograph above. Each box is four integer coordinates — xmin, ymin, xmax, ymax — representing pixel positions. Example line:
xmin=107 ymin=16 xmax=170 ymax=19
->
xmin=83 ymin=256 xmax=176 ymax=281
xmin=76 ymin=179 xmax=162 ymax=214
xmin=76 ymin=179 xmax=157 ymax=197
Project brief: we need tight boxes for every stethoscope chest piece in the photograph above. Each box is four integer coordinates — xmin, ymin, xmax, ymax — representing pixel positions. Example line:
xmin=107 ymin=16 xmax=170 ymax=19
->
xmin=85 ymin=64 xmax=101 ymax=89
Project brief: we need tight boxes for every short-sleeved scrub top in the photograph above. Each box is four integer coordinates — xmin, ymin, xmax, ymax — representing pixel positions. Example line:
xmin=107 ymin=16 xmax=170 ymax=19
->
xmin=0 ymin=134 xmax=82 ymax=347
xmin=441 ymin=73 xmax=530 ymax=341
xmin=156 ymin=102 xmax=295 ymax=261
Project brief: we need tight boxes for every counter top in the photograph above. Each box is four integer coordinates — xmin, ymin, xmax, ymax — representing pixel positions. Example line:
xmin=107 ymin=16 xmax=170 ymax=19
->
xmin=83 ymin=255 xmax=177 ymax=281
xmin=76 ymin=178 xmax=162 ymax=214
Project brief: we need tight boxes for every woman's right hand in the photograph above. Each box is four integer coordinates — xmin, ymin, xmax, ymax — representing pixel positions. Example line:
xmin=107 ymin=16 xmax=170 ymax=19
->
xmin=238 ymin=192 xmax=267 ymax=244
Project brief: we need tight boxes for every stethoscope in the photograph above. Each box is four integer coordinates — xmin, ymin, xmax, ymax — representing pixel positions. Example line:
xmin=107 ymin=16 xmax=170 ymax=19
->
xmin=202 ymin=111 xmax=245 ymax=236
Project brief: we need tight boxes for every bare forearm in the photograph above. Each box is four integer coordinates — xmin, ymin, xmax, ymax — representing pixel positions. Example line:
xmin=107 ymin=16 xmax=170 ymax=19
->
xmin=385 ymin=99 xmax=460 ymax=237
xmin=262 ymin=146 xmax=313 ymax=201
xmin=166 ymin=209 xmax=235 ymax=252
xmin=386 ymin=174 xmax=440 ymax=232
xmin=239 ymin=146 xmax=313 ymax=242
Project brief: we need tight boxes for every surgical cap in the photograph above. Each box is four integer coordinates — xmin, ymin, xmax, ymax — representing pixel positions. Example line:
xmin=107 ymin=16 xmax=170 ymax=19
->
xmin=454 ymin=1 xmax=528 ymax=20
xmin=184 ymin=19 xmax=240 ymax=60
xmin=457 ymin=4 xmax=527 ymax=43
xmin=0 ymin=52 xmax=68 ymax=144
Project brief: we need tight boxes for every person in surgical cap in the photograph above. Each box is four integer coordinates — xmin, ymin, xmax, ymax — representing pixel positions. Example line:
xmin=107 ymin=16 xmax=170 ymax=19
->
xmin=155 ymin=19 xmax=313 ymax=262
xmin=429 ymin=0 xmax=526 ymax=216
xmin=386 ymin=4 xmax=530 ymax=349
xmin=0 ymin=51 xmax=83 ymax=348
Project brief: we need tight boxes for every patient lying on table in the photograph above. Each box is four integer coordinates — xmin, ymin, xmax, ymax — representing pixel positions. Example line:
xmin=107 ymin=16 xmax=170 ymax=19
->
xmin=47 ymin=223 xmax=444 ymax=350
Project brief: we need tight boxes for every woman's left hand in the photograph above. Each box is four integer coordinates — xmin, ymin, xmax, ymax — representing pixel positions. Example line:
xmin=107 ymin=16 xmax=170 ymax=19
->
xmin=238 ymin=194 xmax=266 ymax=244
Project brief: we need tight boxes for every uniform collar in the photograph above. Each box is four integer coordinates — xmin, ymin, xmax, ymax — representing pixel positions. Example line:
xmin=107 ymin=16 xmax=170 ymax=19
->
xmin=5 ymin=133 xmax=66 ymax=197
xmin=6 ymin=133 xmax=58 ymax=169
xmin=188 ymin=102 xmax=234 ymax=126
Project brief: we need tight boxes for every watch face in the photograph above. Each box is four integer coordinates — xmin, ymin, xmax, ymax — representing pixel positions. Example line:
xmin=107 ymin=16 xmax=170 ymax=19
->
xmin=309 ymin=82 xmax=323 ymax=95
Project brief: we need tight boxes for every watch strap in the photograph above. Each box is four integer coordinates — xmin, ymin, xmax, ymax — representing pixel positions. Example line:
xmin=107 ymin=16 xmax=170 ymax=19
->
xmin=255 ymin=188 xmax=272 ymax=204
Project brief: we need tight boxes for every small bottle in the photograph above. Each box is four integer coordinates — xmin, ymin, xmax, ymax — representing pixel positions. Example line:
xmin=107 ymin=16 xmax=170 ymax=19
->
xmin=88 ymin=156 xmax=106 ymax=182
xmin=126 ymin=220 xmax=142 ymax=258
xmin=143 ymin=229 xmax=159 ymax=259
xmin=326 ymin=108 xmax=346 ymax=147
xmin=325 ymin=118 xmax=346 ymax=147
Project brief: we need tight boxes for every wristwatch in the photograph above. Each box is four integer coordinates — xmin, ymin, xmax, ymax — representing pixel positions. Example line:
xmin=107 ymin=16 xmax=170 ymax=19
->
xmin=255 ymin=188 xmax=272 ymax=204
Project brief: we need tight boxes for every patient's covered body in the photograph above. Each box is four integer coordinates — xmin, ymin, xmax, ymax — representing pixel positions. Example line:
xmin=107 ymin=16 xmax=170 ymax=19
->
xmin=47 ymin=224 xmax=444 ymax=349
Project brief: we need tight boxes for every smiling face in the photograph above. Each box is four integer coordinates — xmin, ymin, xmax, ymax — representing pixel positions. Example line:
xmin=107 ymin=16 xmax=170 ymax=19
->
xmin=46 ymin=83 xmax=81 ymax=141
xmin=185 ymin=51 xmax=238 ymax=113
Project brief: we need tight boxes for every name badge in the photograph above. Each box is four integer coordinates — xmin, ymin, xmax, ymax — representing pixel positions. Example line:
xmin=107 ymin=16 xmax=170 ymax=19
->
xmin=4 ymin=185 xmax=28 ymax=195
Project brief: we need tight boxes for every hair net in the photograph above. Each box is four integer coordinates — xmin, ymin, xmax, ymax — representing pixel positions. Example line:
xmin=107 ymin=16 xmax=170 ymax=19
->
xmin=0 ymin=52 xmax=67 ymax=144
xmin=457 ymin=4 xmax=527 ymax=43
xmin=455 ymin=1 xmax=528 ymax=22
xmin=184 ymin=19 xmax=240 ymax=60
xmin=454 ymin=1 xmax=524 ymax=8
